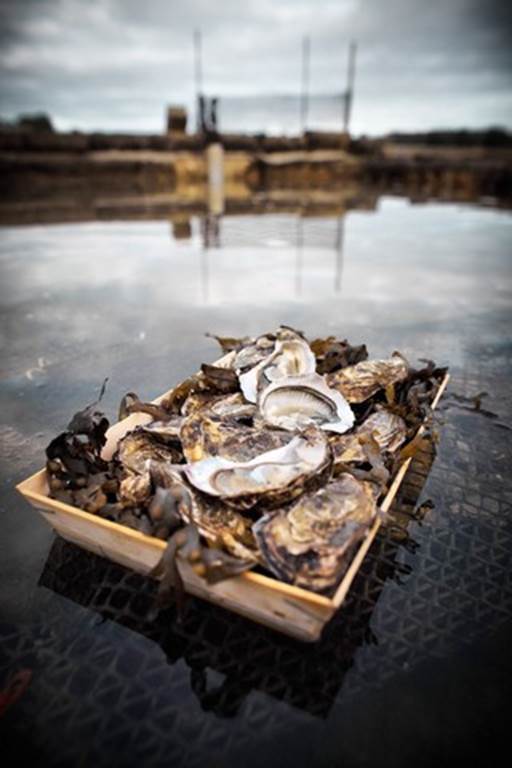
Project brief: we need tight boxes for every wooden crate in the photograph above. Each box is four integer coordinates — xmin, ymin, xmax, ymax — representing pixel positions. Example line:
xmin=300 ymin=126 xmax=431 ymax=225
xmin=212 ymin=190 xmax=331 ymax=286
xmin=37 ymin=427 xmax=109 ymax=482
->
xmin=17 ymin=369 xmax=449 ymax=642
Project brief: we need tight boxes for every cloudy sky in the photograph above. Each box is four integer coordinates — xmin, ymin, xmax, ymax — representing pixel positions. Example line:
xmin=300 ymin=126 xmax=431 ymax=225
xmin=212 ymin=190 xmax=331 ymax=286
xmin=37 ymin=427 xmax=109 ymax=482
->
xmin=0 ymin=0 xmax=511 ymax=135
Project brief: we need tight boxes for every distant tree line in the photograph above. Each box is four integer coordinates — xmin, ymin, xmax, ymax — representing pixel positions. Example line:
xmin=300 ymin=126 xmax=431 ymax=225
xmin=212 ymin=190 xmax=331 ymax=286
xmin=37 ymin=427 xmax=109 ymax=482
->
xmin=0 ymin=113 xmax=54 ymax=132
xmin=387 ymin=128 xmax=512 ymax=148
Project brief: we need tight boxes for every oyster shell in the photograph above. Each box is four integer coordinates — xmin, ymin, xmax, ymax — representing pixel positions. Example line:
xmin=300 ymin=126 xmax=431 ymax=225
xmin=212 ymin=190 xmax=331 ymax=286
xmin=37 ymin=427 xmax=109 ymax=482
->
xmin=327 ymin=353 xmax=409 ymax=403
xmin=259 ymin=373 xmax=354 ymax=434
xmin=116 ymin=428 xmax=184 ymax=508
xmin=180 ymin=411 xmax=290 ymax=463
xmin=182 ymin=391 xmax=255 ymax=419
xmin=330 ymin=407 xmax=407 ymax=466
xmin=239 ymin=336 xmax=316 ymax=403
xmin=183 ymin=427 xmax=332 ymax=510
xmin=232 ymin=326 xmax=305 ymax=374
xmin=150 ymin=463 xmax=260 ymax=562
xmin=116 ymin=429 xmax=183 ymax=475
xmin=329 ymin=433 xmax=366 ymax=465
xmin=137 ymin=416 xmax=183 ymax=443
xmin=254 ymin=473 xmax=377 ymax=592
xmin=358 ymin=407 xmax=407 ymax=453
xmin=232 ymin=333 xmax=276 ymax=372
xmin=118 ymin=473 xmax=152 ymax=507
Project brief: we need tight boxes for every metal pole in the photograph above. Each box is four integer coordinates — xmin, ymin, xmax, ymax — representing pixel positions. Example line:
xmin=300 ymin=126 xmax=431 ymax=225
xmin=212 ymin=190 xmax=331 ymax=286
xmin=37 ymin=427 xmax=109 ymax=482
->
xmin=295 ymin=214 xmax=304 ymax=296
xmin=334 ymin=216 xmax=345 ymax=293
xmin=343 ymin=40 xmax=357 ymax=133
xmin=194 ymin=28 xmax=203 ymax=131
xmin=300 ymin=36 xmax=310 ymax=133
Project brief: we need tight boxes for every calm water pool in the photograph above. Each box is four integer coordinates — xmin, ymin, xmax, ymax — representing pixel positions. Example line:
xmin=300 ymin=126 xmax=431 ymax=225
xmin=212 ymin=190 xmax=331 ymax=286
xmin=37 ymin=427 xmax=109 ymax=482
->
xmin=1 ymin=197 xmax=511 ymax=766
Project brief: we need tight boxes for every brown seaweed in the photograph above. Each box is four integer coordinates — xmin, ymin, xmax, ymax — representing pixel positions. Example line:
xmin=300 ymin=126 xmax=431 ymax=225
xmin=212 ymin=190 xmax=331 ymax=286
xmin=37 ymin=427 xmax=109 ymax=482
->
xmin=200 ymin=364 xmax=240 ymax=394
xmin=118 ymin=392 xmax=172 ymax=422
xmin=46 ymin=383 xmax=110 ymax=487
xmin=205 ymin=333 xmax=250 ymax=354
xmin=310 ymin=337 xmax=368 ymax=374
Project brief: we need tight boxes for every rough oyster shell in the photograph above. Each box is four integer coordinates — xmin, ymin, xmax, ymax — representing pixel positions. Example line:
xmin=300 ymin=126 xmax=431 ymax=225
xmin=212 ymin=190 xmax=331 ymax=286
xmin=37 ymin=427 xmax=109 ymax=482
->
xmin=118 ymin=473 xmax=152 ymax=507
xmin=259 ymin=373 xmax=354 ymax=434
xmin=330 ymin=407 xmax=407 ymax=465
xmin=239 ymin=336 xmax=316 ymax=403
xmin=137 ymin=417 xmax=183 ymax=443
xmin=116 ymin=429 xmax=183 ymax=475
xmin=326 ymin=353 xmax=409 ymax=403
xmin=254 ymin=473 xmax=377 ymax=592
xmin=180 ymin=411 xmax=290 ymax=464
xmin=232 ymin=333 xmax=276 ymax=372
xmin=232 ymin=326 xmax=305 ymax=374
xmin=182 ymin=391 xmax=256 ymax=420
xmin=358 ymin=408 xmax=407 ymax=453
xmin=183 ymin=427 xmax=332 ymax=510
xmin=329 ymin=433 xmax=366 ymax=465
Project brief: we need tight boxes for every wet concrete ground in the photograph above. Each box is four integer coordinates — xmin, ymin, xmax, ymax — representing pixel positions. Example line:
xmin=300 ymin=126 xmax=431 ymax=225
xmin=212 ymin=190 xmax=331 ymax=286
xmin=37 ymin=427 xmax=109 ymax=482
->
xmin=1 ymin=197 xmax=512 ymax=766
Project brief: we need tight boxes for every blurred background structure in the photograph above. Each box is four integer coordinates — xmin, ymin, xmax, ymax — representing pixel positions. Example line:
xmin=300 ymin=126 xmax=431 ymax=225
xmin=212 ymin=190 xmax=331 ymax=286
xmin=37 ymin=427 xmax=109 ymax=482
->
xmin=0 ymin=0 xmax=510 ymax=224
xmin=1 ymin=0 xmax=511 ymax=134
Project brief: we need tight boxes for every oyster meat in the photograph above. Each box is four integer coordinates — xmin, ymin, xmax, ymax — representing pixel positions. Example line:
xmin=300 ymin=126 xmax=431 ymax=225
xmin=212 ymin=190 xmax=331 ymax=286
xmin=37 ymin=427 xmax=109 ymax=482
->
xmin=239 ymin=336 xmax=316 ymax=403
xmin=184 ymin=427 xmax=332 ymax=510
xmin=254 ymin=473 xmax=377 ymax=592
xmin=259 ymin=373 xmax=354 ymax=434
xmin=327 ymin=354 xmax=409 ymax=403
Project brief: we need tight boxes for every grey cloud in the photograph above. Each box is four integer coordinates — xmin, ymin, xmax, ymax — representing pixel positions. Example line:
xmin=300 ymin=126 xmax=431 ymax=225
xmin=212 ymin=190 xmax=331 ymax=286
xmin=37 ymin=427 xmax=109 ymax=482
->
xmin=0 ymin=0 xmax=511 ymax=134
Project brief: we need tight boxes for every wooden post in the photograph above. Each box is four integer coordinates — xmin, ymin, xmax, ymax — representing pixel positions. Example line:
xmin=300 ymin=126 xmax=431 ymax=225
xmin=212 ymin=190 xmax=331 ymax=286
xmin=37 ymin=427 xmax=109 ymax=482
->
xmin=300 ymin=36 xmax=311 ymax=134
xmin=207 ymin=143 xmax=224 ymax=216
xmin=343 ymin=40 xmax=357 ymax=133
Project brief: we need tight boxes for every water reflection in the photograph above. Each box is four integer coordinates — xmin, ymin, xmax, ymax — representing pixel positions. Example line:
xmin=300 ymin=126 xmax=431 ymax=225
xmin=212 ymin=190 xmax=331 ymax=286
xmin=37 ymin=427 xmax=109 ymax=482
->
xmin=193 ymin=207 xmax=348 ymax=299
xmin=39 ymin=440 xmax=435 ymax=719
xmin=3 ymin=173 xmax=512 ymax=767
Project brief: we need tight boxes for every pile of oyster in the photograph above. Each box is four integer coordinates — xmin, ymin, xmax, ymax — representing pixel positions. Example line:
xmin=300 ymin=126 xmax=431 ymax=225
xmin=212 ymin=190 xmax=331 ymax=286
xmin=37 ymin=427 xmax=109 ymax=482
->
xmin=46 ymin=328 xmax=447 ymax=595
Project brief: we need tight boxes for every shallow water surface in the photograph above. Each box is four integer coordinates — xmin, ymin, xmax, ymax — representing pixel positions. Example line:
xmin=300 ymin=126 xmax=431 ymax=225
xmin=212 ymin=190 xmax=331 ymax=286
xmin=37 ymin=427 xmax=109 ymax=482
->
xmin=1 ymin=198 xmax=511 ymax=767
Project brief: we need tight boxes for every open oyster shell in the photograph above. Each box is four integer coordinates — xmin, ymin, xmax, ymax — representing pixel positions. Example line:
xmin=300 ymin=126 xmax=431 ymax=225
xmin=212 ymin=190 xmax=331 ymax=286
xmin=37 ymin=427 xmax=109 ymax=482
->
xmin=183 ymin=427 xmax=332 ymax=510
xmin=232 ymin=332 xmax=276 ymax=372
xmin=232 ymin=326 xmax=306 ymax=373
xmin=259 ymin=373 xmax=355 ymax=434
xmin=327 ymin=353 xmax=409 ymax=403
xmin=254 ymin=474 xmax=377 ymax=592
xmin=239 ymin=336 xmax=316 ymax=403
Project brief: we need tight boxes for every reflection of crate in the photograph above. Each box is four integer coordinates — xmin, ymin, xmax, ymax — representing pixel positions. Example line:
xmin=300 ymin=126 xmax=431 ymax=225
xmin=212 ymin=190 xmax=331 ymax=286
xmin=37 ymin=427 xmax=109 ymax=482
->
xmin=16 ymin=366 xmax=449 ymax=643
